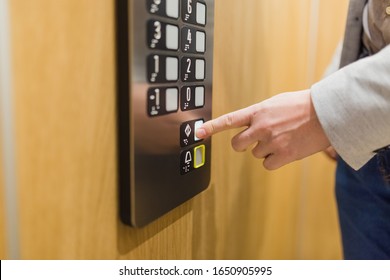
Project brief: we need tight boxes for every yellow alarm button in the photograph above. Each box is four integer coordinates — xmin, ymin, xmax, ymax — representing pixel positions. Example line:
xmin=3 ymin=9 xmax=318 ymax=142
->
xmin=194 ymin=145 xmax=206 ymax=169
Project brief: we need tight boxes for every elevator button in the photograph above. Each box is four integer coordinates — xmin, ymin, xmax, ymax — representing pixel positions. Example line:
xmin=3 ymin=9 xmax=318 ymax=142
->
xmin=181 ymin=27 xmax=206 ymax=54
xmin=182 ymin=0 xmax=207 ymax=26
xmin=180 ymin=119 xmax=203 ymax=147
xmin=181 ymin=57 xmax=205 ymax=82
xmin=148 ymin=87 xmax=179 ymax=117
xmin=196 ymin=2 xmax=206 ymax=25
xmin=194 ymin=120 xmax=204 ymax=141
xmin=148 ymin=55 xmax=179 ymax=83
xmin=148 ymin=21 xmax=179 ymax=51
xmin=195 ymin=86 xmax=205 ymax=107
xmin=181 ymin=86 xmax=205 ymax=111
xmin=195 ymin=59 xmax=205 ymax=80
xmin=165 ymin=88 xmax=179 ymax=112
xmin=148 ymin=0 xmax=179 ymax=19
xmin=166 ymin=0 xmax=180 ymax=19
xmin=194 ymin=145 xmax=206 ymax=168
xmin=166 ymin=57 xmax=179 ymax=81
xmin=196 ymin=31 xmax=206 ymax=53
xmin=166 ymin=24 xmax=179 ymax=50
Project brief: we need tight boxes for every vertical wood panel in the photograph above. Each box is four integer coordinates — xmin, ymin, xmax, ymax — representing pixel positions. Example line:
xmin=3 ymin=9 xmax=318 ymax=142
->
xmin=257 ymin=0 xmax=312 ymax=259
xmin=11 ymin=0 xmax=117 ymax=258
xmin=209 ymin=0 xmax=309 ymax=259
xmin=9 ymin=0 xmax=349 ymax=259
xmin=315 ymin=0 xmax=349 ymax=79
xmin=0 ymin=133 xmax=7 ymax=258
xmin=10 ymin=0 xmax=195 ymax=260
xmin=297 ymin=0 xmax=349 ymax=259
xmin=209 ymin=0 xmax=269 ymax=259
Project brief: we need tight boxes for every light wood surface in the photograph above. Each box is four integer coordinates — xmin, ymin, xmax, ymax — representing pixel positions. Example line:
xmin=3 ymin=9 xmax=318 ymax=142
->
xmin=0 ymin=130 xmax=6 ymax=259
xmin=7 ymin=0 xmax=348 ymax=259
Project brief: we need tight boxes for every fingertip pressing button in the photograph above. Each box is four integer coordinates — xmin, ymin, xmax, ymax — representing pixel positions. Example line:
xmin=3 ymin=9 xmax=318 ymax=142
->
xmin=195 ymin=128 xmax=206 ymax=139
xmin=194 ymin=120 xmax=204 ymax=141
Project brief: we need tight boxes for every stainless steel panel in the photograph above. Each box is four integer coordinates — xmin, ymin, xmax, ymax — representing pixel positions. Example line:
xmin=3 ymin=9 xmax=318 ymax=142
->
xmin=116 ymin=0 xmax=214 ymax=227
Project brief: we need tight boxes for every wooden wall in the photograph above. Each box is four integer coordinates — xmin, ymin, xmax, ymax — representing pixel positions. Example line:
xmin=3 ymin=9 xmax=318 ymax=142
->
xmin=1 ymin=0 xmax=349 ymax=259
xmin=0 ymin=133 xmax=6 ymax=259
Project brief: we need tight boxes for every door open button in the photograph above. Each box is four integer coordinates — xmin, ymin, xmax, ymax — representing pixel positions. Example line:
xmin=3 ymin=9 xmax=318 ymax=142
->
xmin=180 ymin=119 xmax=204 ymax=147
xmin=194 ymin=120 xmax=204 ymax=141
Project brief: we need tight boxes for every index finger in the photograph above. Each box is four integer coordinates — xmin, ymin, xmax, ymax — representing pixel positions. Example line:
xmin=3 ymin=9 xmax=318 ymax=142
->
xmin=196 ymin=106 xmax=254 ymax=139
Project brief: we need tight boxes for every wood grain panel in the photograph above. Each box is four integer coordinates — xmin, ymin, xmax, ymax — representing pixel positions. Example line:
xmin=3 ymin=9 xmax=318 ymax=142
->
xmin=0 ymin=130 xmax=7 ymax=258
xmin=9 ymin=0 xmax=348 ymax=259
xmin=207 ymin=0 xmax=310 ymax=259
xmin=297 ymin=0 xmax=349 ymax=259
xmin=10 ymin=0 xmax=116 ymax=259
xmin=10 ymin=0 xmax=194 ymax=260
xmin=315 ymin=0 xmax=350 ymax=80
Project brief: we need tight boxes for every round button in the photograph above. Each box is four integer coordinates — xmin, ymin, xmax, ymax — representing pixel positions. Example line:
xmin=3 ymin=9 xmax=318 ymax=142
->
xmin=386 ymin=6 xmax=390 ymax=16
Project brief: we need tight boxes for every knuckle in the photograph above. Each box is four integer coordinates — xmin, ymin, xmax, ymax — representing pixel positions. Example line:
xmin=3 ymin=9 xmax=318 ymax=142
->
xmin=224 ymin=113 xmax=235 ymax=127
xmin=257 ymin=124 xmax=272 ymax=141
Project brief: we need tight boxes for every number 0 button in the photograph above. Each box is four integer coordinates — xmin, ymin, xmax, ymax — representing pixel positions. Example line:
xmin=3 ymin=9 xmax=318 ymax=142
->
xmin=181 ymin=86 xmax=205 ymax=111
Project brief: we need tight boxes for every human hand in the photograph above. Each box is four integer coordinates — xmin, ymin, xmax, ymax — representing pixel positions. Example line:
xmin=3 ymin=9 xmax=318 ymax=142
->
xmin=196 ymin=89 xmax=331 ymax=170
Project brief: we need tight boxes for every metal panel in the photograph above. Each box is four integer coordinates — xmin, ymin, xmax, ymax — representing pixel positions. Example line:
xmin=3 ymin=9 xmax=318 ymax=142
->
xmin=116 ymin=0 xmax=214 ymax=227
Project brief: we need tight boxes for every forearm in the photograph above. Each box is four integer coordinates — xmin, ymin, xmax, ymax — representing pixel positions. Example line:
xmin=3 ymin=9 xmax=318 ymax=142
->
xmin=311 ymin=45 xmax=390 ymax=170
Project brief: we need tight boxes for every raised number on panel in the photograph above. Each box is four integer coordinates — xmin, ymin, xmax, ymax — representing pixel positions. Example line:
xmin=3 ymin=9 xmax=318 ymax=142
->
xmin=186 ymin=58 xmax=191 ymax=73
xmin=187 ymin=29 xmax=192 ymax=44
xmin=150 ymin=55 xmax=160 ymax=82
xmin=154 ymin=21 xmax=162 ymax=40
xmin=187 ymin=0 xmax=193 ymax=14
xmin=186 ymin=87 xmax=191 ymax=101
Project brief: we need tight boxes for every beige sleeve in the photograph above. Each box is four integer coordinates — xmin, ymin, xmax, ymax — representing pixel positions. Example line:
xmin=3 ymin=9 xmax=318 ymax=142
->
xmin=311 ymin=45 xmax=390 ymax=170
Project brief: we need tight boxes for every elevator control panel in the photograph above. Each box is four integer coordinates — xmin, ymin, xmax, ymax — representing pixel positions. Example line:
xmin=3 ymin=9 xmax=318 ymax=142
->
xmin=116 ymin=0 xmax=214 ymax=227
